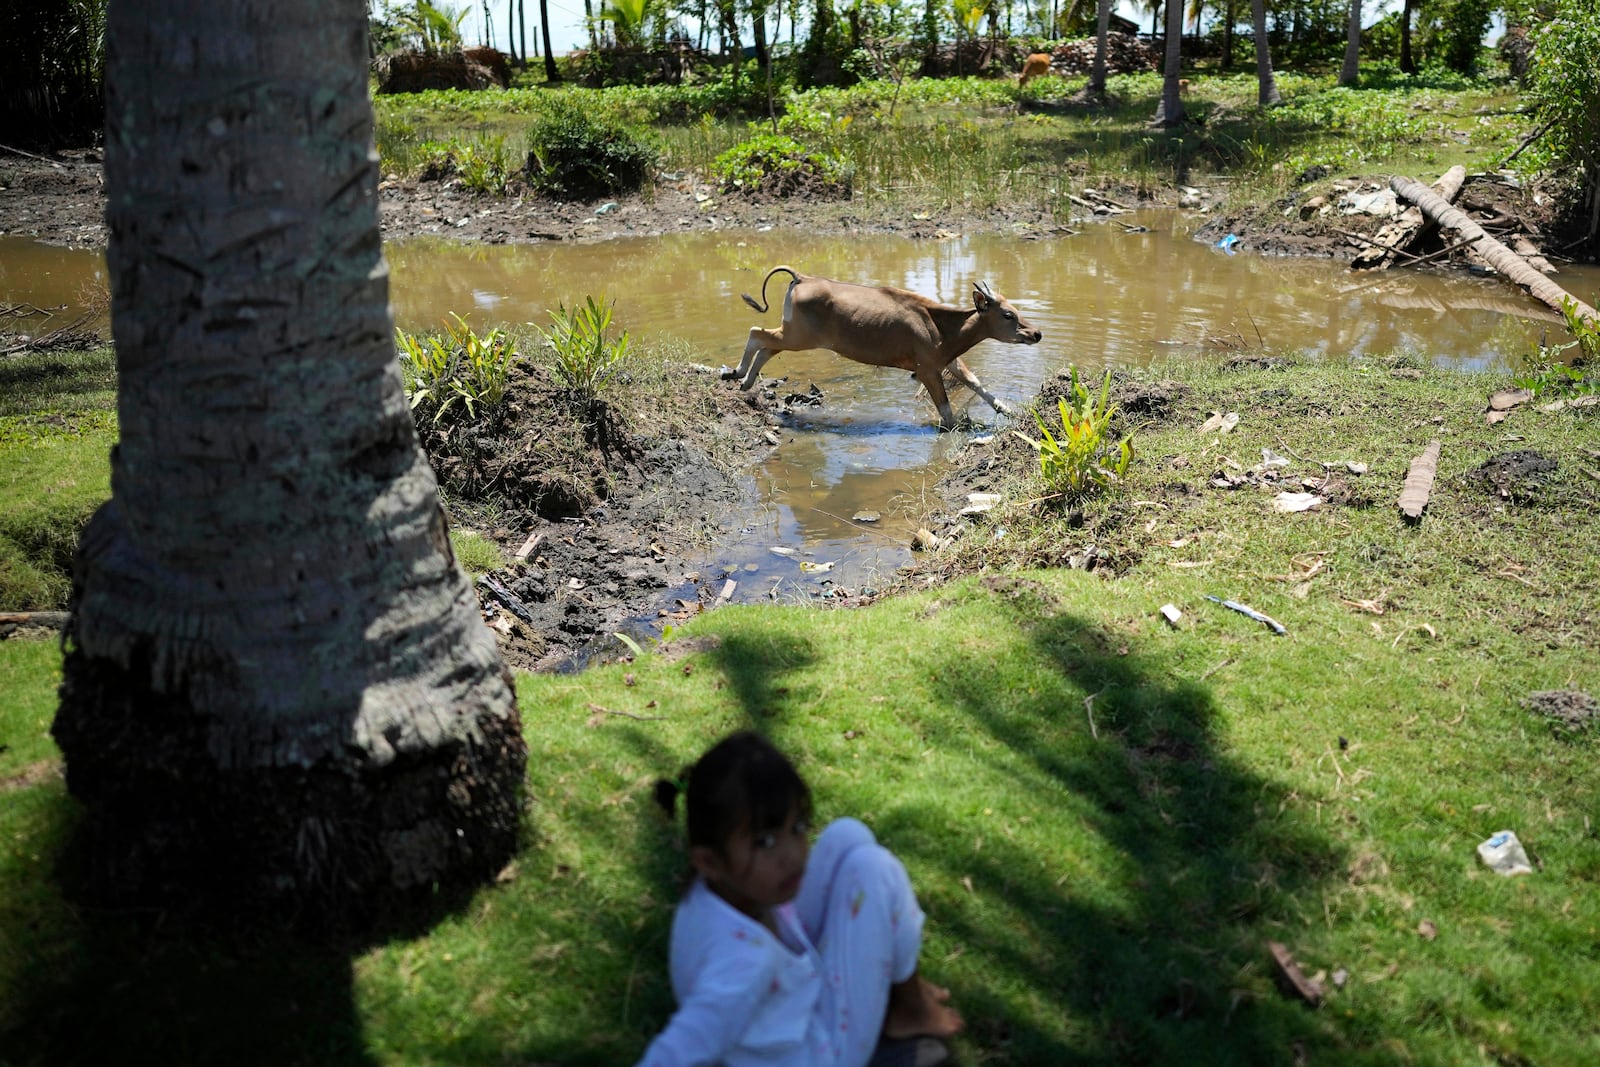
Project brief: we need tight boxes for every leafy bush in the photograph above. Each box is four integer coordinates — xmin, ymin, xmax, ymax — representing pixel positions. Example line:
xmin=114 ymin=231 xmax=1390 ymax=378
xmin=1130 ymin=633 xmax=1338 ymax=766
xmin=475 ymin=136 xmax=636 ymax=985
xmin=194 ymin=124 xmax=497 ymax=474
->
xmin=1525 ymin=0 xmax=1600 ymax=215
xmin=535 ymin=296 xmax=633 ymax=406
xmin=525 ymin=104 xmax=657 ymax=199
xmin=711 ymin=134 xmax=851 ymax=198
xmin=1019 ymin=367 xmax=1134 ymax=501
xmin=412 ymin=135 xmax=515 ymax=193
xmin=396 ymin=313 xmax=519 ymax=423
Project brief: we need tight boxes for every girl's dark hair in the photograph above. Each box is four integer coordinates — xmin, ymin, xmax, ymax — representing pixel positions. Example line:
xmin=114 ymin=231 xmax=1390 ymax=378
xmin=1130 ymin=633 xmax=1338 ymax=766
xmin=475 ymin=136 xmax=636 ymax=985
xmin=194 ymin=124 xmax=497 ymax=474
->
xmin=655 ymin=731 xmax=812 ymax=855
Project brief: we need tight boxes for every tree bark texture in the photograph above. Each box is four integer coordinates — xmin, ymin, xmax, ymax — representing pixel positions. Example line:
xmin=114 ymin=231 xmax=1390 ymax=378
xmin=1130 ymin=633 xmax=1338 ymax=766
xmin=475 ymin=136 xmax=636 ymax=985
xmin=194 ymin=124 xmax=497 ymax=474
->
xmin=1153 ymin=0 xmax=1185 ymax=126
xmin=1339 ymin=0 xmax=1361 ymax=86
xmin=1391 ymin=175 xmax=1600 ymax=329
xmin=1090 ymin=0 xmax=1111 ymax=98
xmin=53 ymin=0 xmax=528 ymax=917
xmin=1251 ymin=0 xmax=1281 ymax=106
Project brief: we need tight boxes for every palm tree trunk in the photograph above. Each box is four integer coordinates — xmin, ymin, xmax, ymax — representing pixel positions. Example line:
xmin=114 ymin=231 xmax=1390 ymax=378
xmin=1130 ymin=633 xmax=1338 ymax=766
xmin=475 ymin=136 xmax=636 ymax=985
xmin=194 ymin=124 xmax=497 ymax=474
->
xmin=1221 ymin=0 xmax=1234 ymax=70
xmin=1251 ymin=0 xmax=1280 ymax=106
xmin=519 ymin=0 xmax=529 ymax=67
xmin=1339 ymin=0 xmax=1361 ymax=86
xmin=1090 ymin=0 xmax=1110 ymax=97
xmin=1399 ymin=0 xmax=1415 ymax=73
xmin=1153 ymin=0 xmax=1185 ymax=125
xmin=542 ymin=0 xmax=561 ymax=79
xmin=53 ymin=0 xmax=527 ymax=918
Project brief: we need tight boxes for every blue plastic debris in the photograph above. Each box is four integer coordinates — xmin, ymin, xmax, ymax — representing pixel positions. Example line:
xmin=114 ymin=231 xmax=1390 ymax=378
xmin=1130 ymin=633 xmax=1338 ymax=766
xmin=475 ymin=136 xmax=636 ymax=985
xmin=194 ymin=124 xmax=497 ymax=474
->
xmin=1215 ymin=233 xmax=1241 ymax=254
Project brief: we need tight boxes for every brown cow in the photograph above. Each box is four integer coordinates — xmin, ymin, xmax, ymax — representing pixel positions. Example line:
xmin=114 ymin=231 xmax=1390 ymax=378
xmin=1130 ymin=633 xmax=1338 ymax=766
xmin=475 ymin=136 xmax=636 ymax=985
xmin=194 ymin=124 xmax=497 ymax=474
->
xmin=731 ymin=266 xmax=1042 ymax=431
xmin=1018 ymin=53 xmax=1053 ymax=87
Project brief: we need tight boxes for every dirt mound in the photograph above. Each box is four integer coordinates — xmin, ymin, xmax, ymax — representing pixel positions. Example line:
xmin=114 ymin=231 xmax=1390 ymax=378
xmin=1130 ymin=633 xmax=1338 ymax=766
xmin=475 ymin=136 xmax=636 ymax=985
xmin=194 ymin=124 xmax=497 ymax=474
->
xmin=374 ymin=49 xmax=506 ymax=94
xmin=1469 ymin=449 xmax=1558 ymax=503
xmin=417 ymin=360 xmax=777 ymax=671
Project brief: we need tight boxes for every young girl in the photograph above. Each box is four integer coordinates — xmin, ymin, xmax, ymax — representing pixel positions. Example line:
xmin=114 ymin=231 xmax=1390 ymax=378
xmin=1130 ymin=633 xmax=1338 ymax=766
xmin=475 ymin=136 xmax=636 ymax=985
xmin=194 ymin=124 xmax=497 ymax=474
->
xmin=636 ymin=730 xmax=962 ymax=1067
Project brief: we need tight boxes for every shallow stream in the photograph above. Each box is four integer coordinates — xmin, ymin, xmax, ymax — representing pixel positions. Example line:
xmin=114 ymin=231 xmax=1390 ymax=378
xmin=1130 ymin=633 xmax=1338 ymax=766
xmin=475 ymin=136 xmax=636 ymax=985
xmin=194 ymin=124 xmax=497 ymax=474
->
xmin=5 ymin=216 xmax=1596 ymax=603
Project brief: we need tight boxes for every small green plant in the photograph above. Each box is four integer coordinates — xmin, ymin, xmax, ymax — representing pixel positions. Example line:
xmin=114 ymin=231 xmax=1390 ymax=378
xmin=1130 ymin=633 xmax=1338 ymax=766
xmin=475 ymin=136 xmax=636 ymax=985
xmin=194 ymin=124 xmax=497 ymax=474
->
xmin=396 ymin=313 xmax=518 ymax=423
xmin=1515 ymin=298 xmax=1600 ymax=398
xmin=525 ymin=103 xmax=657 ymax=199
xmin=1019 ymin=367 xmax=1134 ymax=501
xmin=449 ymin=529 xmax=505 ymax=576
xmin=711 ymin=134 xmax=851 ymax=198
xmin=535 ymin=296 xmax=633 ymax=404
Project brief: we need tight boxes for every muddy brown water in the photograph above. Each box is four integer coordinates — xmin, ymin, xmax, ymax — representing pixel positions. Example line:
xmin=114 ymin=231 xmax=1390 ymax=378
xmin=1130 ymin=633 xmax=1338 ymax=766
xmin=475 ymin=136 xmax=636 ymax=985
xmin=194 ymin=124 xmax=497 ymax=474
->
xmin=7 ymin=219 xmax=1598 ymax=604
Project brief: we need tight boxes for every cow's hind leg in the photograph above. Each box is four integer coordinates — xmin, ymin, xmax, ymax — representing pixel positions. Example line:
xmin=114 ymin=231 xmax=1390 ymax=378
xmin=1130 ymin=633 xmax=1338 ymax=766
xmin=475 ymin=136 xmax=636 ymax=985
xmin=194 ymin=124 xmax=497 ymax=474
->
xmin=948 ymin=357 xmax=1012 ymax=416
xmin=735 ymin=327 xmax=783 ymax=390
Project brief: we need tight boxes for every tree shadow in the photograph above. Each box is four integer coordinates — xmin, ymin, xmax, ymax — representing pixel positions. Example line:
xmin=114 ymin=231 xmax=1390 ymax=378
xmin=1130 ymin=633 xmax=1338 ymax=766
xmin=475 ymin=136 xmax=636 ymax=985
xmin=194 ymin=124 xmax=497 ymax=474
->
xmin=2 ymin=783 xmax=504 ymax=1067
xmin=864 ymin=584 xmax=1345 ymax=1063
xmin=653 ymin=577 xmax=1346 ymax=1063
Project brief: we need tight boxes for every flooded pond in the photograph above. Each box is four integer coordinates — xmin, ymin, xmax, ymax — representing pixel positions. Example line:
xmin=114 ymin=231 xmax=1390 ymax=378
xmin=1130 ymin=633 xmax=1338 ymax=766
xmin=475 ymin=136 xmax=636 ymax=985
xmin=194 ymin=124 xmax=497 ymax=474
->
xmin=6 ymin=219 xmax=1596 ymax=603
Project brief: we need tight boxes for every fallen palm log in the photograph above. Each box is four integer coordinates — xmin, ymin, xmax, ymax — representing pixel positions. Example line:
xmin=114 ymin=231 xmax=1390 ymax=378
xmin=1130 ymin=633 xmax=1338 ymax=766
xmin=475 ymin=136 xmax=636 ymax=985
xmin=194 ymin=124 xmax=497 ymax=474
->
xmin=1398 ymin=440 xmax=1441 ymax=523
xmin=1510 ymin=234 xmax=1557 ymax=275
xmin=1391 ymin=175 xmax=1600 ymax=329
xmin=1353 ymin=166 xmax=1466 ymax=271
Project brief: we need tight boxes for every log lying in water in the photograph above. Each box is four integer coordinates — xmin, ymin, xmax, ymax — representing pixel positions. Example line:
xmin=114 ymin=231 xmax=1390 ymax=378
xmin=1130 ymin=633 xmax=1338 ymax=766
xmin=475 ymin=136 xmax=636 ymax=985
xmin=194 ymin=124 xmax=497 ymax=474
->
xmin=1390 ymin=175 xmax=1600 ymax=329
xmin=1352 ymin=166 xmax=1466 ymax=271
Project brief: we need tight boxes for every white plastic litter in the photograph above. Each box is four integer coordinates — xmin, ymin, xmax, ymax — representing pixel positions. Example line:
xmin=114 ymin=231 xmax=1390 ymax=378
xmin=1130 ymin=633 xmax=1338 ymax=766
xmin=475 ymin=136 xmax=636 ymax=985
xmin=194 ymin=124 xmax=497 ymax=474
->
xmin=1477 ymin=830 xmax=1534 ymax=876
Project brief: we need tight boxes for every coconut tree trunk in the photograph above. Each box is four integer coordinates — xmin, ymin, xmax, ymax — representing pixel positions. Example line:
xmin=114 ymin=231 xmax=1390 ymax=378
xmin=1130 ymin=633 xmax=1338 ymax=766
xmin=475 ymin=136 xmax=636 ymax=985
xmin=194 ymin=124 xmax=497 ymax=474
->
xmin=1090 ymin=0 xmax=1110 ymax=98
xmin=1152 ymin=0 xmax=1185 ymax=125
xmin=1221 ymin=0 xmax=1234 ymax=70
xmin=1251 ymin=0 xmax=1280 ymax=105
xmin=541 ymin=0 xmax=561 ymax=79
xmin=1339 ymin=0 xmax=1360 ymax=85
xmin=1399 ymin=0 xmax=1415 ymax=73
xmin=53 ymin=0 xmax=527 ymax=919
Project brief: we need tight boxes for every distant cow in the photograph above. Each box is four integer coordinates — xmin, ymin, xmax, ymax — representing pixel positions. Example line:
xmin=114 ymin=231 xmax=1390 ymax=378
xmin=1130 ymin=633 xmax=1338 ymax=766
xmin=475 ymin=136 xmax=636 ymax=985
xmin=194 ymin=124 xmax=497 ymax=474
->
xmin=731 ymin=266 xmax=1042 ymax=431
xmin=1018 ymin=53 xmax=1053 ymax=87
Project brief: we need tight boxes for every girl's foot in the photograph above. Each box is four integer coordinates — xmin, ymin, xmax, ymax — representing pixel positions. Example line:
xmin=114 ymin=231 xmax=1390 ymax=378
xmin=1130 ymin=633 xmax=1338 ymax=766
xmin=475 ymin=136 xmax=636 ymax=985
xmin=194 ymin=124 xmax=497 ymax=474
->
xmin=883 ymin=974 xmax=963 ymax=1040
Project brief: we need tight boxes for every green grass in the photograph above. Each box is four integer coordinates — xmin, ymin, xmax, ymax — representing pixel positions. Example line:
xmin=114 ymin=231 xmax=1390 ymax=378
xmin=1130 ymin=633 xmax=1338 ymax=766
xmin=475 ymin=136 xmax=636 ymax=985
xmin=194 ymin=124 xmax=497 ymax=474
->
xmin=0 ymin=347 xmax=116 ymax=610
xmin=3 ymin=353 xmax=1597 ymax=1065
xmin=449 ymin=528 xmax=506 ymax=575
xmin=374 ymin=67 xmax=1528 ymax=221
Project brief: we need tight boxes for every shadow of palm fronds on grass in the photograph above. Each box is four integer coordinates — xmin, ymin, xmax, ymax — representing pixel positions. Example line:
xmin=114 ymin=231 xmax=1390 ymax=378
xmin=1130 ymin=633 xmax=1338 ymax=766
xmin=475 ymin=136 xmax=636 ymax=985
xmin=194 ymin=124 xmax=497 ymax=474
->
xmin=871 ymin=583 xmax=1344 ymax=1064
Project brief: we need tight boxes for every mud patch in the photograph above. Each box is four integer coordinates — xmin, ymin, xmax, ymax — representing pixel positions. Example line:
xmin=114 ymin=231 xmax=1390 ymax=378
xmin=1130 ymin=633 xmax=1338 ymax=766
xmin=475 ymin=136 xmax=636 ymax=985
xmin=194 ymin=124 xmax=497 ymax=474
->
xmin=1469 ymin=450 xmax=1558 ymax=504
xmin=1524 ymin=689 xmax=1598 ymax=738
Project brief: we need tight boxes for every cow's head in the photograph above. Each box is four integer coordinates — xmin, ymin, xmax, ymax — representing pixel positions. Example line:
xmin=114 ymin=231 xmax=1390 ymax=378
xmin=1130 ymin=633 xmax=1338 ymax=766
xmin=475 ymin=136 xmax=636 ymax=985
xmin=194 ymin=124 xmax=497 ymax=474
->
xmin=973 ymin=281 xmax=1043 ymax=345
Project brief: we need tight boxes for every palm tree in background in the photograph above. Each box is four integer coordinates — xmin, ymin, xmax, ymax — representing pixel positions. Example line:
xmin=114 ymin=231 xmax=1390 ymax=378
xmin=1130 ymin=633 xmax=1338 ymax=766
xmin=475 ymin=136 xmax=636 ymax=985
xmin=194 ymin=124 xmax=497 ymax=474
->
xmin=1339 ymin=0 xmax=1361 ymax=85
xmin=1152 ymin=0 xmax=1185 ymax=125
xmin=1251 ymin=0 xmax=1281 ymax=105
xmin=54 ymin=0 xmax=527 ymax=917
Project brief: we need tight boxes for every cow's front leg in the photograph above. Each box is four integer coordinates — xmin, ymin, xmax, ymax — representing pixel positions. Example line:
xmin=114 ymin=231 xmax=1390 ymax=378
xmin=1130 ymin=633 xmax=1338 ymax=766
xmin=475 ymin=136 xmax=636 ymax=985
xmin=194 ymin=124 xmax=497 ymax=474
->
xmin=915 ymin=364 xmax=959 ymax=431
xmin=735 ymin=328 xmax=782 ymax=390
xmin=949 ymin=357 xmax=1012 ymax=416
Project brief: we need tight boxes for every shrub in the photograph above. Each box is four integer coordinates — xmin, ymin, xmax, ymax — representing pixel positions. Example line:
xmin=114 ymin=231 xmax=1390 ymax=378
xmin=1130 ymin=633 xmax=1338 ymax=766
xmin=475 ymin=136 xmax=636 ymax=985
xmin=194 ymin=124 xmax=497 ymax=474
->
xmin=711 ymin=134 xmax=851 ymax=198
xmin=535 ymin=296 xmax=633 ymax=406
xmin=396 ymin=313 xmax=519 ymax=424
xmin=1019 ymin=367 xmax=1134 ymax=502
xmin=525 ymin=104 xmax=657 ymax=199
xmin=1525 ymin=0 xmax=1600 ymax=222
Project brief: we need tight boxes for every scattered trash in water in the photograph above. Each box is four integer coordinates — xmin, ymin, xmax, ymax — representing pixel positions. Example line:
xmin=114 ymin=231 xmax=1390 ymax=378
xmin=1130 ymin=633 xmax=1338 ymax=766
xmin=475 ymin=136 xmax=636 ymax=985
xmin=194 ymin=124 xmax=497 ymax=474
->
xmin=1477 ymin=830 xmax=1534 ymax=876
xmin=1215 ymin=234 xmax=1241 ymax=254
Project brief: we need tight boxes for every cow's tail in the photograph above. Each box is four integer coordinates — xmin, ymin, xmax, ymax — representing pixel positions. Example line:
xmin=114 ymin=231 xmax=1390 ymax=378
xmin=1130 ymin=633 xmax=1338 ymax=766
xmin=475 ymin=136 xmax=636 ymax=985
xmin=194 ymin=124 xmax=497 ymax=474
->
xmin=741 ymin=266 xmax=800 ymax=314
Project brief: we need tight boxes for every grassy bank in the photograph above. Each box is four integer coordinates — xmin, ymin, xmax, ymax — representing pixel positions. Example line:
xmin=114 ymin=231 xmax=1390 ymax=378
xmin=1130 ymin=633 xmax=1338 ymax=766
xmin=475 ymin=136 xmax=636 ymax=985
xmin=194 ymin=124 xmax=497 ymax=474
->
xmin=3 ymin=350 xmax=1596 ymax=1065
xmin=373 ymin=66 xmax=1529 ymax=220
